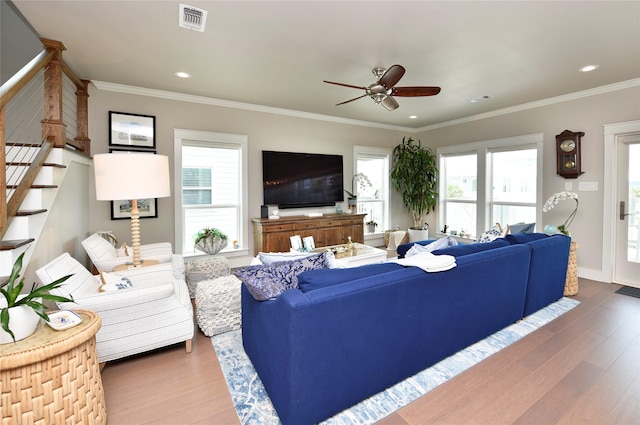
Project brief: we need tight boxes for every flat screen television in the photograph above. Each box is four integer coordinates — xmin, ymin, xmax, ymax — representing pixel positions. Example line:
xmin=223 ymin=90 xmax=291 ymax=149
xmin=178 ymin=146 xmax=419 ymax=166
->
xmin=262 ymin=150 xmax=344 ymax=209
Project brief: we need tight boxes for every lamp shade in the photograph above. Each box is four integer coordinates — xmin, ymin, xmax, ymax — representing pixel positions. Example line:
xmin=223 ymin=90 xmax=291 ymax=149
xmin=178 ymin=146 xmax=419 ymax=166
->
xmin=93 ymin=153 xmax=171 ymax=201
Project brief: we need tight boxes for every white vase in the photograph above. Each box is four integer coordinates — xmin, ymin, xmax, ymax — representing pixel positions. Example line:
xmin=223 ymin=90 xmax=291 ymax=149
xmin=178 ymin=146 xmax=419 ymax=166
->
xmin=408 ymin=228 xmax=429 ymax=243
xmin=0 ymin=299 xmax=41 ymax=344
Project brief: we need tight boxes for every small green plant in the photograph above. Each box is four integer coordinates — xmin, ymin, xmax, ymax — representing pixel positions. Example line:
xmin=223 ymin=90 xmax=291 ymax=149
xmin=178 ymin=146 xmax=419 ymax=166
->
xmin=194 ymin=227 xmax=228 ymax=244
xmin=366 ymin=220 xmax=378 ymax=226
xmin=0 ymin=251 xmax=74 ymax=342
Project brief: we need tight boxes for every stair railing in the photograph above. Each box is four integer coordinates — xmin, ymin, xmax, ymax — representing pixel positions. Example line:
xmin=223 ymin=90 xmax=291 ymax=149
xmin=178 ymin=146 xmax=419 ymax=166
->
xmin=0 ymin=38 xmax=90 ymax=239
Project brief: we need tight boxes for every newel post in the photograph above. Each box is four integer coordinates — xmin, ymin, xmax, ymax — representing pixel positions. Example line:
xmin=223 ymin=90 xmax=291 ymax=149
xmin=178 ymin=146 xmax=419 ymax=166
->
xmin=40 ymin=38 xmax=67 ymax=148
xmin=75 ymin=79 xmax=91 ymax=155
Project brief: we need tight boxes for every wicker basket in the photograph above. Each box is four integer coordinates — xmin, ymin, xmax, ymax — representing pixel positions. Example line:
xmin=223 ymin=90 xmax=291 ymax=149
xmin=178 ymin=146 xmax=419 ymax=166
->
xmin=0 ymin=310 xmax=106 ymax=425
xmin=384 ymin=230 xmax=409 ymax=247
xmin=564 ymin=241 xmax=579 ymax=296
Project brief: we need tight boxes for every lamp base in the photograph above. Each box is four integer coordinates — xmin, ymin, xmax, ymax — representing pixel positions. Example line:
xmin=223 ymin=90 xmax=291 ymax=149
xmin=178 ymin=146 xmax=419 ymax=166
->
xmin=112 ymin=259 xmax=159 ymax=272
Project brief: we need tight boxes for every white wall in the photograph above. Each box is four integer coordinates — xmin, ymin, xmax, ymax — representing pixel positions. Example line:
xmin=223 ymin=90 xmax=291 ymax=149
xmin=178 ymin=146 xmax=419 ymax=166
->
xmin=86 ymin=86 xmax=412 ymax=265
xmin=87 ymin=83 xmax=639 ymax=277
xmin=417 ymin=86 xmax=640 ymax=281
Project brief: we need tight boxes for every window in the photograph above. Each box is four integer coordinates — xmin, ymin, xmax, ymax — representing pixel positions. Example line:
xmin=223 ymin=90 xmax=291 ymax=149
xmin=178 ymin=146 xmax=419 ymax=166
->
xmin=441 ymin=154 xmax=478 ymax=237
xmin=174 ymin=129 xmax=248 ymax=257
xmin=438 ymin=134 xmax=543 ymax=238
xmin=353 ymin=146 xmax=391 ymax=234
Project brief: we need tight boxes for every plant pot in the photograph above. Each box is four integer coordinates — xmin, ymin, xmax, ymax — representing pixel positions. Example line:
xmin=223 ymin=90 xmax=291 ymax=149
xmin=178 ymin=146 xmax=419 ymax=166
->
xmin=408 ymin=228 xmax=429 ymax=243
xmin=195 ymin=237 xmax=228 ymax=255
xmin=347 ymin=198 xmax=357 ymax=207
xmin=0 ymin=299 xmax=41 ymax=344
xmin=366 ymin=224 xmax=377 ymax=233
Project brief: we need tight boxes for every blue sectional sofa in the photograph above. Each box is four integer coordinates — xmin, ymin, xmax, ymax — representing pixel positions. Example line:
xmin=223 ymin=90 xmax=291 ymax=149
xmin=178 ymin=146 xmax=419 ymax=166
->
xmin=241 ymin=233 xmax=571 ymax=425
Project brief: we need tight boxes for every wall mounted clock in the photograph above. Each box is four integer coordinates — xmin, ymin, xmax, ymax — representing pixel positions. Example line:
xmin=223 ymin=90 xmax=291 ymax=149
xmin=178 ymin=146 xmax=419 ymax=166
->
xmin=556 ymin=129 xmax=585 ymax=178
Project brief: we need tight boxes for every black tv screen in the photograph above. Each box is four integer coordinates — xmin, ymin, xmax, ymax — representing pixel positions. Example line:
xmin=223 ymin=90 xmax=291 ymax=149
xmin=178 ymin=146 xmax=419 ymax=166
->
xmin=262 ymin=150 xmax=344 ymax=209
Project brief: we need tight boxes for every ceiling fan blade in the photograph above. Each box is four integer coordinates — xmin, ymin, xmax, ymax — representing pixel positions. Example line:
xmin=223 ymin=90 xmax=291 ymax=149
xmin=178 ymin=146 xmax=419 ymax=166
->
xmin=335 ymin=94 xmax=368 ymax=106
xmin=379 ymin=65 xmax=405 ymax=88
xmin=392 ymin=86 xmax=442 ymax=97
xmin=381 ymin=96 xmax=399 ymax=111
xmin=324 ymin=80 xmax=368 ymax=90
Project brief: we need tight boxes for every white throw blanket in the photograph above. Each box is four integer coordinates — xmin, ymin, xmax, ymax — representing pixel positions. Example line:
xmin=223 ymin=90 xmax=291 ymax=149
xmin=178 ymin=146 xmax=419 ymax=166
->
xmin=392 ymin=251 xmax=457 ymax=272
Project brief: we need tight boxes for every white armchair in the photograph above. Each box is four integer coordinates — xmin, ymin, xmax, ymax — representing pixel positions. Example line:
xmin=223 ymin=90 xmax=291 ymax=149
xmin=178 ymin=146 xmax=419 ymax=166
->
xmin=82 ymin=232 xmax=174 ymax=273
xmin=36 ymin=253 xmax=194 ymax=363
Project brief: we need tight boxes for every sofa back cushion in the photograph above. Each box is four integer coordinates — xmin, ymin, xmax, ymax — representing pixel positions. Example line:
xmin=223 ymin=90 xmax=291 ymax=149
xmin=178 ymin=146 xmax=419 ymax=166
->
xmin=298 ymin=263 xmax=404 ymax=293
xmin=36 ymin=252 xmax=99 ymax=299
xmin=432 ymin=237 xmax=510 ymax=257
xmin=505 ymin=232 xmax=548 ymax=245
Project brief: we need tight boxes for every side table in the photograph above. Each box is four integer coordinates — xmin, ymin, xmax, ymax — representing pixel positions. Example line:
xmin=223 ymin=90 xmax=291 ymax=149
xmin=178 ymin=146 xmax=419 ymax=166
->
xmin=0 ymin=310 xmax=106 ymax=425
xmin=564 ymin=241 xmax=579 ymax=296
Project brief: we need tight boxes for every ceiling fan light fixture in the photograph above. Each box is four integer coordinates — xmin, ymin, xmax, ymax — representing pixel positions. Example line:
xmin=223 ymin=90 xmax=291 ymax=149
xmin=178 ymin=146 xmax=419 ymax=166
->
xmin=174 ymin=71 xmax=191 ymax=79
xmin=578 ymin=64 xmax=599 ymax=73
xmin=409 ymin=115 xmax=418 ymax=119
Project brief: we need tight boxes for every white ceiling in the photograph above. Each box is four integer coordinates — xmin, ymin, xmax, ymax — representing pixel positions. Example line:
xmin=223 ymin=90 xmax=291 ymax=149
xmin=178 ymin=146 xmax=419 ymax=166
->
xmin=12 ymin=0 xmax=640 ymax=129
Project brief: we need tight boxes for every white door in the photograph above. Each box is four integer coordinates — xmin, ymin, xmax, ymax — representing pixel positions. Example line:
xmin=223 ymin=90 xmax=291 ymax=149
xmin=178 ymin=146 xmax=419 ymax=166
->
xmin=614 ymin=133 xmax=640 ymax=287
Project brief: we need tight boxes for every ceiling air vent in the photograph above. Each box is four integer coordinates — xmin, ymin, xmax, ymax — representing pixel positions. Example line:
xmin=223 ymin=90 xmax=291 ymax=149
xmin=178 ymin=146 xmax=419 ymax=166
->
xmin=179 ymin=4 xmax=208 ymax=32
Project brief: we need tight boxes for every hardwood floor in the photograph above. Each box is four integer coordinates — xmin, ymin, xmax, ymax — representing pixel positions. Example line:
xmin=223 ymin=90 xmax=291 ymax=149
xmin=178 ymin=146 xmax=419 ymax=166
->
xmin=101 ymin=279 xmax=640 ymax=424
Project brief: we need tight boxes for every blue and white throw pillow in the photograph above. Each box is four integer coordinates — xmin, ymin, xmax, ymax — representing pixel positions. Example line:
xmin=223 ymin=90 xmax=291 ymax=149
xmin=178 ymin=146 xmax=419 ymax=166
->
xmin=234 ymin=252 xmax=331 ymax=301
xmin=477 ymin=223 xmax=507 ymax=243
xmin=99 ymin=272 xmax=133 ymax=292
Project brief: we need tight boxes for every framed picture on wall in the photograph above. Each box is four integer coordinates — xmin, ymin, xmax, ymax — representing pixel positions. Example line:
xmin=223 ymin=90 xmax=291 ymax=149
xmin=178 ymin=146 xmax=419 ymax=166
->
xmin=109 ymin=111 xmax=156 ymax=149
xmin=111 ymin=198 xmax=158 ymax=220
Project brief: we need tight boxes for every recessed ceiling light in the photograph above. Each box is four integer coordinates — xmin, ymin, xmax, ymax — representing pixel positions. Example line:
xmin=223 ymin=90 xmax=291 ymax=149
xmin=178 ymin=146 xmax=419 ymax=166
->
xmin=469 ymin=95 xmax=492 ymax=103
xmin=409 ymin=115 xmax=417 ymax=119
xmin=174 ymin=71 xmax=191 ymax=78
xmin=578 ymin=64 xmax=599 ymax=73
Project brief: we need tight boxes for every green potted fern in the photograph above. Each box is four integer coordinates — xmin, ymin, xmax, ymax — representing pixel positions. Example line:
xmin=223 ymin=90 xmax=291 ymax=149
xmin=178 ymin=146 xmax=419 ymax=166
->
xmin=1 ymin=251 xmax=74 ymax=343
xmin=390 ymin=136 xmax=438 ymax=241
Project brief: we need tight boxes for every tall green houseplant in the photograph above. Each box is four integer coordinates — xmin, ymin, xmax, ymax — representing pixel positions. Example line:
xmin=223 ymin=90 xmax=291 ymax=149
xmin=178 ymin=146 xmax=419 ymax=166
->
xmin=391 ymin=136 xmax=438 ymax=229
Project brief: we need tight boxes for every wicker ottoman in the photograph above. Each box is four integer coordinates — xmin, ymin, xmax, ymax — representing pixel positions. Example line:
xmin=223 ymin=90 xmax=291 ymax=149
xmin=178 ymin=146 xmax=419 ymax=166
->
xmin=195 ymin=275 xmax=242 ymax=337
xmin=185 ymin=256 xmax=230 ymax=298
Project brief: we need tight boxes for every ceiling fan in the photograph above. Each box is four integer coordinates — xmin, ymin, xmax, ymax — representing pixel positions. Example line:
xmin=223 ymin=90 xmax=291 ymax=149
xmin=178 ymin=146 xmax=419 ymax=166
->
xmin=324 ymin=64 xmax=441 ymax=111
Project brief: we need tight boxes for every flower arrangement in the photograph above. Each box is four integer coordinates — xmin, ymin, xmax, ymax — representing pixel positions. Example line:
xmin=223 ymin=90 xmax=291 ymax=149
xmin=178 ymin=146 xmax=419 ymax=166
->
xmin=543 ymin=191 xmax=579 ymax=236
xmin=344 ymin=173 xmax=372 ymax=200
xmin=365 ymin=220 xmax=378 ymax=226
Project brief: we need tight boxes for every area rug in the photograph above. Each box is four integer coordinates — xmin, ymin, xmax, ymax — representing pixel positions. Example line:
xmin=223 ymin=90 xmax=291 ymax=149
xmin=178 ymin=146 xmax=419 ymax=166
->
xmin=212 ymin=297 xmax=580 ymax=425
xmin=615 ymin=285 xmax=640 ymax=299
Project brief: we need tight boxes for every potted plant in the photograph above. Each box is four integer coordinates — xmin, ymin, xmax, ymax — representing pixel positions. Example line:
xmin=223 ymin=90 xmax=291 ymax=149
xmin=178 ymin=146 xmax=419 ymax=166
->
xmin=390 ymin=136 xmax=438 ymax=241
xmin=365 ymin=220 xmax=378 ymax=233
xmin=1 ymin=251 xmax=74 ymax=343
xmin=194 ymin=227 xmax=228 ymax=255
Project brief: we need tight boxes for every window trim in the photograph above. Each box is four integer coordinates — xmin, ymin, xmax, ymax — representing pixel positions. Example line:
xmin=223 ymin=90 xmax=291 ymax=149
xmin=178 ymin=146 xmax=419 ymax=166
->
xmin=354 ymin=145 xmax=391 ymax=241
xmin=437 ymin=133 xmax=543 ymax=237
xmin=173 ymin=128 xmax=249 ymax=258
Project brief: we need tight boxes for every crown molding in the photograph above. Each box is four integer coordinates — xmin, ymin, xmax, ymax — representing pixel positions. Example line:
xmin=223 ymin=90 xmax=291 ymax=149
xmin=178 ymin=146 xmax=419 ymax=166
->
xmin=93 ymin=77 xmax=640 ymax=133
xmin=418 ymin=78 xmax=640 ymax=132
xmin=91 ymin=81 xmax=415 ymax=133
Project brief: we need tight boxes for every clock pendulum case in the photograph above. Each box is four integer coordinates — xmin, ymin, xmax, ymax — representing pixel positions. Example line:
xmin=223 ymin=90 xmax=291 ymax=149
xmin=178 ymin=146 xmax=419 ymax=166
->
xmin=556 ymin=130 xmax=585 ymax=178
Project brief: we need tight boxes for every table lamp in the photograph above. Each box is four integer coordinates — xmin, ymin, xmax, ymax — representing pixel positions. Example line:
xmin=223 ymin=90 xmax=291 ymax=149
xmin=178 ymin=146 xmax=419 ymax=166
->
xmin=93 ymin=153 xmax=171 ymax=267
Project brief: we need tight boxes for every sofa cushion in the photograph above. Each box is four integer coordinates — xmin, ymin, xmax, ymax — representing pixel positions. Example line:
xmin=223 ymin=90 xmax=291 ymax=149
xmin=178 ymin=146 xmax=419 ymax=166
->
xmin=258 ymin=251 xmax=315 ymax=265
xmin=505 ymin=232 xmax=548 ymax=244
xmin=298 ymin=262 xmax=404 ymax=293
xmin=509 ymin=222 xmax=536 ymax=234
xmin=404 ymin=236 xmax=458 ymax=257
xmin=477 ymin=223 xmax=508 ymax=243
xmin=234 ymin=252 xmax=330 ymax=300
xmin=432 ymin=237 xmax=510 ymax=257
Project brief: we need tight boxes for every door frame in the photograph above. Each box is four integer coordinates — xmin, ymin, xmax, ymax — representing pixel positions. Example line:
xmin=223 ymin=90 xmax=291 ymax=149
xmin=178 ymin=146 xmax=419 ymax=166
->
xmin=602 ymin=120 xmax=640 ymax=283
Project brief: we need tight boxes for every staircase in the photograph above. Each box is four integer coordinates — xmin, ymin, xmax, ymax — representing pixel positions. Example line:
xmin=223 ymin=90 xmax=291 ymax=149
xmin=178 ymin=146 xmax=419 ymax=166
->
xmin=1 ymin=39 xmax=91 ymax=279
